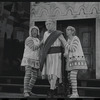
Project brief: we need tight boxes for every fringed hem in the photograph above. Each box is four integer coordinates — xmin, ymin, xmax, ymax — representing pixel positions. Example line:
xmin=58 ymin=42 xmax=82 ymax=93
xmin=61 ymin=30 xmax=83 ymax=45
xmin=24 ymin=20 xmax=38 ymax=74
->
xmin=21 ymin=57 xmax=40 ymax=69
xmin=66 ymin=65 xmax=87 ymax=71
xmin=42 ymin=74 xmax=58 ymax=80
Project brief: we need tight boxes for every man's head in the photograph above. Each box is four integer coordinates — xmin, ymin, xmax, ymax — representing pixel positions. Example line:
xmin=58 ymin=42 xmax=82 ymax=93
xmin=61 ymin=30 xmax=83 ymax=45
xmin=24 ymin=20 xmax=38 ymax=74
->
xmin=45 ymin=18 xmax=56 ymax=32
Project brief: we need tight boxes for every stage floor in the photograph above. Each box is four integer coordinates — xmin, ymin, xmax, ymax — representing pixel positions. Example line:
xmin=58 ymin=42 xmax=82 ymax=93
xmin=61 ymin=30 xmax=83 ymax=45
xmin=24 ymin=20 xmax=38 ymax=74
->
xmin=0 ymin=93 xmax=99 ymax=98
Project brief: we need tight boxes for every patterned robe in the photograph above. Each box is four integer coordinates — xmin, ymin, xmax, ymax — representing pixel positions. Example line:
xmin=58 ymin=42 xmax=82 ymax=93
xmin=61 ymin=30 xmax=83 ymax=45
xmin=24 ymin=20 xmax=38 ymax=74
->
xmin=21 ymin=36 xmax=40 ymax=69
xmin=65 ymin=36 xmax=87 ymax=71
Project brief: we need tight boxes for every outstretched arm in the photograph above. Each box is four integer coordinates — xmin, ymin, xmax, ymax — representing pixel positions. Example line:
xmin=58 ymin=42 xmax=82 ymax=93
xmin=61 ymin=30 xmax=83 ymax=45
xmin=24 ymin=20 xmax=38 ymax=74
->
xmin=59 ymin=34 xmax=67 ymax=48
xmin=58 ymin=34 xmax=69 ymax=57
xmin=25 ymin=37 xmax=43 ymax=51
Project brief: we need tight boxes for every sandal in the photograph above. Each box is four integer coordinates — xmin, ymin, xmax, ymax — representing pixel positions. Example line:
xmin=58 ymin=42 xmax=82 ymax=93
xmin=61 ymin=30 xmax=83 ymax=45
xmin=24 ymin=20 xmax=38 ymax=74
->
xmin=24 ymin=92 xmax=30 ymax=98
xmin=29 ymin=92 xmax=37 ymax=96
xmin=69 ymin=94 xmax=79 ymax=98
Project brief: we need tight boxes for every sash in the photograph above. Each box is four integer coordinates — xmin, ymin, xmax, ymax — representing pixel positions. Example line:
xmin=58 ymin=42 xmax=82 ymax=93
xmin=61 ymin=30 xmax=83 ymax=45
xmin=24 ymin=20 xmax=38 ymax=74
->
xmin=48 ymin=46 xmax=63 ymax=54
xmin=40 ymin=30 xmax=62 ymax=71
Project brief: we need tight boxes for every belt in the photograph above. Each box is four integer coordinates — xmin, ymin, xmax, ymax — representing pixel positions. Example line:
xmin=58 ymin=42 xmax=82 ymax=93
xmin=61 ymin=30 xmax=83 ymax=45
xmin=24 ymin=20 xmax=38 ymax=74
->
xmin=48 ymin=46 xmax=63 ymax=54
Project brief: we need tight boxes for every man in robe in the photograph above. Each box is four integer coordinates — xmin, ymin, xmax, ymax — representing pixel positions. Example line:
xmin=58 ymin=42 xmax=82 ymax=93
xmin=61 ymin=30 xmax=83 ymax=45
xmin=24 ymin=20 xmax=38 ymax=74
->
xmin=40 ymin=18 xmax=68 ymax=97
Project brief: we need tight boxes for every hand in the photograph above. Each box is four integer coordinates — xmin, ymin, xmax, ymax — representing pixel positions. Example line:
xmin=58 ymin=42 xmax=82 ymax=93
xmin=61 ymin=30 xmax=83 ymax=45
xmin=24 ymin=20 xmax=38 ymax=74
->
xmin=39 ymin=40 xmax=44 ymax=47
xmin=64 ymin=52 xmax=68 ymax=58
xmin=41 ymin=39 xmax=44 ymax=44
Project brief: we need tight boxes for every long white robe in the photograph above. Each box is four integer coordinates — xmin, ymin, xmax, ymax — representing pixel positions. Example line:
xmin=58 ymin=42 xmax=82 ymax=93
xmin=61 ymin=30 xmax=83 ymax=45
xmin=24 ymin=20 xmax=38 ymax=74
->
xmin=41 ymin=31 xmax=66 ymax=83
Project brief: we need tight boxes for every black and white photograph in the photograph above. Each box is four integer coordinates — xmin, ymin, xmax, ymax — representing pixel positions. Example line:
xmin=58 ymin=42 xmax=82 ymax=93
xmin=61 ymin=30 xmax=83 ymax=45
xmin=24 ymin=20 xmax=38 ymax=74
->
xmin=0 ymin=2 xmax=99 ymax=99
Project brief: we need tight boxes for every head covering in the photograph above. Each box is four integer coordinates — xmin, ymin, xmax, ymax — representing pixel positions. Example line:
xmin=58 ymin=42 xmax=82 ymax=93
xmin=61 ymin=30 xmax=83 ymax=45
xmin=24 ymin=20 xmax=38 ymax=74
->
xmin=29 ymin=26 xmax=39 ymax=37
xmin=66 ymin=26 xmax=76 ymax=32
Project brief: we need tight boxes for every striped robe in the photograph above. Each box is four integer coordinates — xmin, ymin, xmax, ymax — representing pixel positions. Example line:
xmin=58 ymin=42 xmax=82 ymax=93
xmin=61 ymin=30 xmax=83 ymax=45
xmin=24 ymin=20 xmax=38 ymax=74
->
xmin=66 ymin=36 xmax=87 ymax=71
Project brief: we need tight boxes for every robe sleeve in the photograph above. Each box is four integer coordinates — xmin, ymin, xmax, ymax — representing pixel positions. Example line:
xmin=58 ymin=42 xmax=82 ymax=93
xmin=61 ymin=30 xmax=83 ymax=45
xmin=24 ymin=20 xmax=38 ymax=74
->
xmin=42 ymin=31 xmax=47 ymax=43
xmin=68 ymin=36 xmax=79 ymax=52
xmin=25 ymin=37 xmax=40 ymax=51
xmin=58 ymin=34 xmax=68 ymax=49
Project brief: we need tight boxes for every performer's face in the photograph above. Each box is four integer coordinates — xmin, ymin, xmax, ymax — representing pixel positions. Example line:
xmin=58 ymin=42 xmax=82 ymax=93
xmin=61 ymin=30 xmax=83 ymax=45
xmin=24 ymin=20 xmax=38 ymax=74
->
xmin=45 ymin=21 xmax=54 ymax=31
xmin=31 ymin=28 xmax=38 ymax=38
xmin=66 ymin=28 xmax=72 ymax=37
